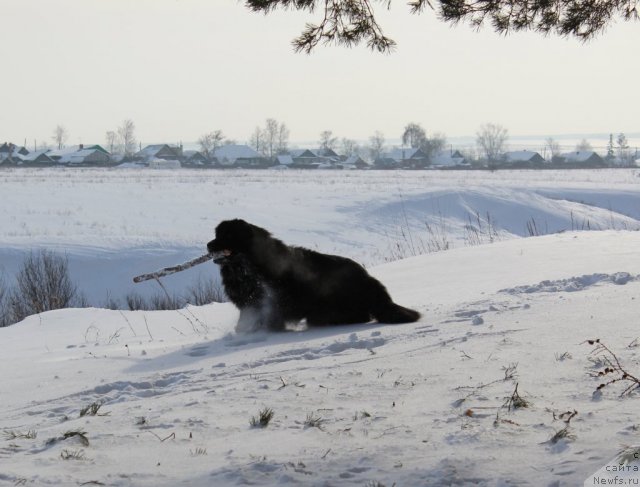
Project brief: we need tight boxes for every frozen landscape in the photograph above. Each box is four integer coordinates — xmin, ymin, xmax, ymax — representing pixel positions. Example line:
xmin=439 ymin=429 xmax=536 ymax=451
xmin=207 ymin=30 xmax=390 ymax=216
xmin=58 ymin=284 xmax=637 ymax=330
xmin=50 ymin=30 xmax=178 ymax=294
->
xmin=1 ymin=168 xmax=640 ymax=486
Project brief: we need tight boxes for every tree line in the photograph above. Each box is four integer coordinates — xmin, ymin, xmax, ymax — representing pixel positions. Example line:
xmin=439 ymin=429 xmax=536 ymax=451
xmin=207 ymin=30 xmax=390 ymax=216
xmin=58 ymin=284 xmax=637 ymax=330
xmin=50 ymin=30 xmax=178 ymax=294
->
xmin=40 ymin=119 xmax=636 ymax=165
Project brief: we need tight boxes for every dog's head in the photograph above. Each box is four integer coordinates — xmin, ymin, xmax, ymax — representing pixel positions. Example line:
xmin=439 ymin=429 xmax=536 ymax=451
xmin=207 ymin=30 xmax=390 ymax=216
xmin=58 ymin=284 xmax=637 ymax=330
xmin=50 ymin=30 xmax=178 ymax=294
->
xmin=207 ymin=219 xmax=266 ymax=263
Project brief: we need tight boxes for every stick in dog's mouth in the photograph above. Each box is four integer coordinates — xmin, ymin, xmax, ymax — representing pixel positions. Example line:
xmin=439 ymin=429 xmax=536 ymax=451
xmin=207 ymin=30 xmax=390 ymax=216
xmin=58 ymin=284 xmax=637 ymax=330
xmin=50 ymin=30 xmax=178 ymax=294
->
xmin=132 ymin=253 xmax=215 ymax=283
xmin=212 ymin=249 xmax=232 ymax=263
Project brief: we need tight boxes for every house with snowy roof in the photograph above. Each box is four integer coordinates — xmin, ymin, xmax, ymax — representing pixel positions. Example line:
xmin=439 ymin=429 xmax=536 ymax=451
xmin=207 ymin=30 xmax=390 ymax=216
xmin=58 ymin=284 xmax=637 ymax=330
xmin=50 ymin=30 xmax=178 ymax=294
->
xmin=0 ymin=142 xmax=29 ymax=163
xmin=556 ymin=151 xmax=605 ymax=167
xmin=290 ymin=149 xmax=320 ymax=168
xmin=22 ymin=150 xmax=54 ymax=166
xmin=340 ymin=155 xmax=369 ymax=170
xmin=315 ymin=147 xmax=340 ymax=159
xmin=134 ymin=144 xmax=182 ymax=164
xmin=212 ymin=144 xmax=267 ymax=167
xmin=431 ymin=150 xmax=468 ymax=168
xmin=375 ymin=147 xmax=428 ymax=169
xmin=501 ymin=150 xmax=546 ymax=167
xmin=275 ymin=154 xmax=294 ymax=167
xmin=289 ymin=148 xmax=341 ymax=168
xmin=48 ymin=145 xmax=111 ymax=165
xmin=182 ymin=150 xmax=211 ymax=167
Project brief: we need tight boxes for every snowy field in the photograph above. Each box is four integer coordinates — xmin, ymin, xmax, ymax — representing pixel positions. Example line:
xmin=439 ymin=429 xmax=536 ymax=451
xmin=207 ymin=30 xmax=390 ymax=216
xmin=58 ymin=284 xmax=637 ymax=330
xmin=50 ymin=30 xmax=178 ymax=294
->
xmin=2 ymin=168 xmax=640 ymax=486
xmin=2 ymin=167 xmax=640 ymax=305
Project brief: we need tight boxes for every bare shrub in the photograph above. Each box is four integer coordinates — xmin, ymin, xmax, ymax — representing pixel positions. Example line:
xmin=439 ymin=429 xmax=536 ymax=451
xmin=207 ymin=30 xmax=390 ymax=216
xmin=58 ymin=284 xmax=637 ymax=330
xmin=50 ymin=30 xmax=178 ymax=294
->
xmin=185 ymin=276 xmax=227 ymax=305
xmin=587 ymin=338 xmax=640 ymax=397
xmin=127 ymin=276 xmax=226 ymax=311
xmin=149 ymin=293 xmax=184 ymax=311
xmin=125 ymin=291 xmax=187 ymax=311
xmin=79 ymin=401 xmax=108 ymax=418
xmin=503 ymin=382 xmax=531 ymax=411
xmin=304 ymin=412 xmax=325 ymax=429
xmin=464 ymin=211 xmax=500 ymax=246
xmin=250 ymin=407 xmax=274 ymax=428
xmin=424 ymin=215 xmax=451 ymax=253
xmin=0 ymin=273 xmax=9 ymax=327
xmin=102 ymin=292 xmax=120 ymax=310
xmin=126 ymin=292 xmax=147 ymax=311
xmin=9 ymin=250 xmax=78 ymax=323
xmin=60 ymin=449 xmax=88 ymax=461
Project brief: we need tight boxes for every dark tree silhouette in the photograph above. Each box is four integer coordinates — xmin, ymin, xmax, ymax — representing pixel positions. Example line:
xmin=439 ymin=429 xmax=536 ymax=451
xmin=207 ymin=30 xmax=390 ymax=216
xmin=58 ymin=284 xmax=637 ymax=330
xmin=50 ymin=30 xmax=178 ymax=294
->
xmin=245 ymin=0 xmax=638 ymax=52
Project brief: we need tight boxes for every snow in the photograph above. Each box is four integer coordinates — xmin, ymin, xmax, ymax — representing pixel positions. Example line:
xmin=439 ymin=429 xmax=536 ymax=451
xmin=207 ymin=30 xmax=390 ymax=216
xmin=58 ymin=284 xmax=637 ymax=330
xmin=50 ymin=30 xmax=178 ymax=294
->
xmin=1 ymin=168 xmax=640 ymax=485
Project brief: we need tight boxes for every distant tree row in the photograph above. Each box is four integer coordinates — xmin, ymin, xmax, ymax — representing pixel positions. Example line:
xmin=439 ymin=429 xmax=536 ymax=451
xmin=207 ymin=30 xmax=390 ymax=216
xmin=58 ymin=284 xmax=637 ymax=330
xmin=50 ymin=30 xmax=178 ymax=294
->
xmin=39 ymin=119 xmax=635 ymax=166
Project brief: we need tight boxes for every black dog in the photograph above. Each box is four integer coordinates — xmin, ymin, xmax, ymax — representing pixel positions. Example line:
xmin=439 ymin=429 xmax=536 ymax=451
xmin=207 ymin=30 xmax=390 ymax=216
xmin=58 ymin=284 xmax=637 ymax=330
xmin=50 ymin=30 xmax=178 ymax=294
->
xmin=207 ymin=219 xmax=420 ymax=332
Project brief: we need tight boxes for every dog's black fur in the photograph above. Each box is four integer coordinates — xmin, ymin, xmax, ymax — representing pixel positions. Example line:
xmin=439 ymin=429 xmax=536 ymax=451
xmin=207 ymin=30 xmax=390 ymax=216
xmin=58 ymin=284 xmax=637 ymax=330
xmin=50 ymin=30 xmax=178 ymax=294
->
xmin=207 ymin=219 xmax=420 ymax=332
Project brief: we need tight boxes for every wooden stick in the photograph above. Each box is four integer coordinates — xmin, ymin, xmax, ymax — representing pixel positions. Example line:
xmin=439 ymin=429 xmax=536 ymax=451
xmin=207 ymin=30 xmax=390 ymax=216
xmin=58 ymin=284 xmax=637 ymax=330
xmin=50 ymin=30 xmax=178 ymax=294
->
xmin=133 ymin=253 xmax=214 ymax=283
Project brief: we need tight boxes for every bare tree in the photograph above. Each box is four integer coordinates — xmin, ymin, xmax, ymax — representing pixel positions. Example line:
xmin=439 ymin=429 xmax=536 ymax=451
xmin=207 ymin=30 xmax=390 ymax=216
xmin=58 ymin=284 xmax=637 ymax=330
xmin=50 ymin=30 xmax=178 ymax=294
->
xmin=263 ymin=118 xmax=280 ymax=159
xmin=402 ymin=122 xmax=426 ymax=148
xmin=117 ymin=119 xmax=136 ymax=156
xmin=476 ymin=123 xmax=509 ymax=163
xmin=249 ymin=127 xmax=265 ymax=155
xmin=250 ymin=119 xmax=290 ymax=158
xmin=576 ymin=138 xmax=593 ymax=151
xmin=617 ymin=133 xmax=632 ymax=165
xmin=402 ymin=122 xmax=446 ymax=160
xmin=105 ymin=130 xmax=117 ymax=154
xmin=423 ymin=132 xmax=447 ymax=160
xmin=245 ymin=0 xmax=638 ymax=53
xmin=545 ymin=137 xmax=561 ymax=162
xmin=319 ymin=130 xmax=338 ymax=153
xmin=52 ymin=125 xmax=68 ymax=150
xmin=341 ymin=138 xmax=359 ymax=157
xmin=606 ymin=134 xmax=615 ymax=160
xmin=369 ymin=131 xmax=385 ymax=161
xmin=198 ymin=130 xmax=225 ymax=159
xmin=277 ymin=122 xmax=290 ymax=154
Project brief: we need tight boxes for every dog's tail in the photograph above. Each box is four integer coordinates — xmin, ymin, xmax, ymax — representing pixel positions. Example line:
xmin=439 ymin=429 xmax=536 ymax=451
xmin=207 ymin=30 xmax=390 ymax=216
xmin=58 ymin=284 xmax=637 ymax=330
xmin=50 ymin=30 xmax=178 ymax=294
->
xmin=369 ymin=280 xmax=420 ymax=324
xmin=373 ymin=302 xmax=421 ymax=324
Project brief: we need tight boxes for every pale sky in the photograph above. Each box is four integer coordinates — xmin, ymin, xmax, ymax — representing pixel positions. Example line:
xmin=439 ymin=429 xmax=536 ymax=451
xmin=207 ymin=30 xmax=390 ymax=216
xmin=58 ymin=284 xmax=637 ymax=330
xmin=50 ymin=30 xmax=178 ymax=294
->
xmin=2 ymin=0 xmax=639 ymax=148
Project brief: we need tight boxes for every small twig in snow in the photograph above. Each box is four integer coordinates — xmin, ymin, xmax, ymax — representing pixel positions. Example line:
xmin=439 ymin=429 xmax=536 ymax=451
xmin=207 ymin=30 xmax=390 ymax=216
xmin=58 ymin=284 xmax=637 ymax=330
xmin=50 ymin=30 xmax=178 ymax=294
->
xmin=143 ymin=315 xmax=153 ymax=341
xmin=145 ymin=431 xmax=176 ymax=442
xmin=118 ymin=310 xmax=137 ymax=337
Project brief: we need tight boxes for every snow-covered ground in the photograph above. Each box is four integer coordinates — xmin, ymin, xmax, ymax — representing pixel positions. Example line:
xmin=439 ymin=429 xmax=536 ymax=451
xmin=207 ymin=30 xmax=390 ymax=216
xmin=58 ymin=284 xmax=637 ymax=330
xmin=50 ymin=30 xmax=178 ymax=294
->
xmin=1 ymin=168 xmax=640 ymax=486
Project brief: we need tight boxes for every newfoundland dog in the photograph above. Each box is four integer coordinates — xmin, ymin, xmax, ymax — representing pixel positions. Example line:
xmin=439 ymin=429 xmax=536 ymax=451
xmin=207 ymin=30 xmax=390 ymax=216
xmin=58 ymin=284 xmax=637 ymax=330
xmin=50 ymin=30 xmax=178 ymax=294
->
xmin=207 ymin=219 xmax=420 ymax=332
